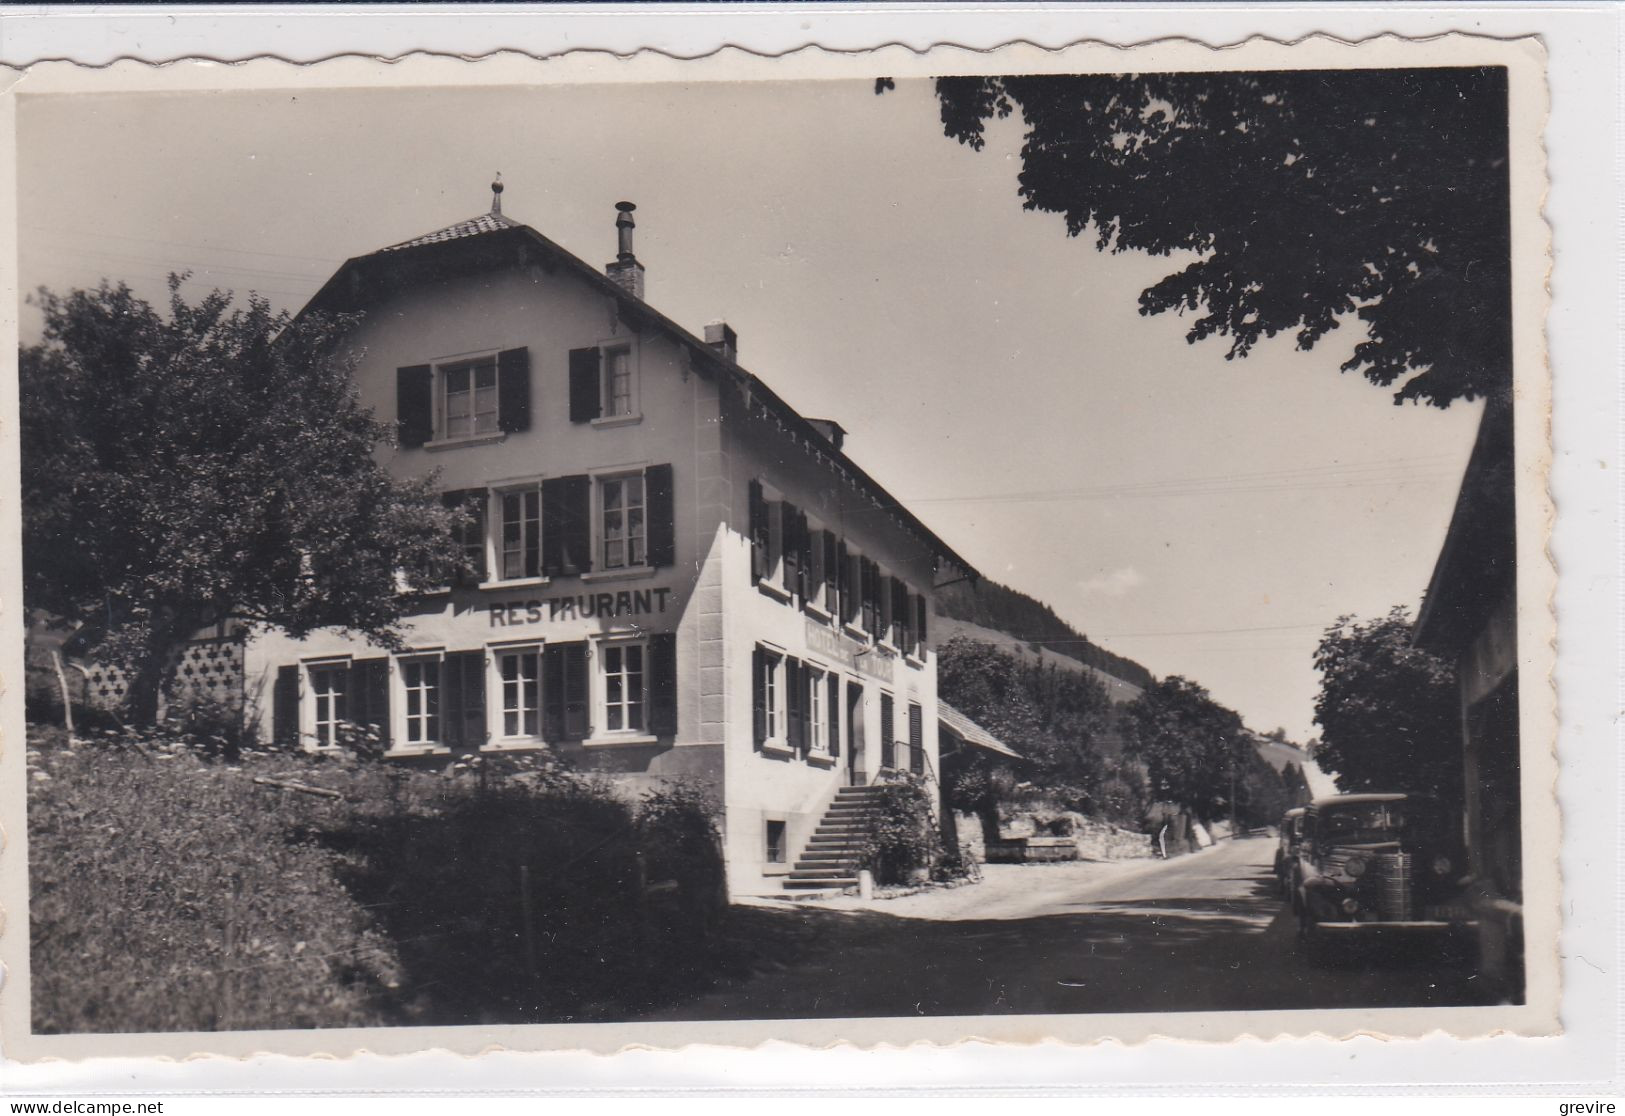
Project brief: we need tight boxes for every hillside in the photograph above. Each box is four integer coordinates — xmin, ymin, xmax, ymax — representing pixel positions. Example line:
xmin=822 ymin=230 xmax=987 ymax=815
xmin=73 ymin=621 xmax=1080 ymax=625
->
xmin=935 ymin=580 xmax=1155 ymax=691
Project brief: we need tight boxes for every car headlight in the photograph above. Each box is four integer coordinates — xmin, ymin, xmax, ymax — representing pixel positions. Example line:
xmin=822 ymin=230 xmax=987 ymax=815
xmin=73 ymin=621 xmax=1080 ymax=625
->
xmin=1344 ymin=856 xmax=1367 ymax=879
xmin=1432 ymin=855 xmax=1452 ymax=876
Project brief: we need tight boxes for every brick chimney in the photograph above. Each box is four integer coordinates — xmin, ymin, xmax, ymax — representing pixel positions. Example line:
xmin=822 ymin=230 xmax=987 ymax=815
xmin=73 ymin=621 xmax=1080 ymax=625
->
xmin=704 ymin=320 xmax=738 ymax=363
xmin=605 ymin=201 xmax=645 ymax=300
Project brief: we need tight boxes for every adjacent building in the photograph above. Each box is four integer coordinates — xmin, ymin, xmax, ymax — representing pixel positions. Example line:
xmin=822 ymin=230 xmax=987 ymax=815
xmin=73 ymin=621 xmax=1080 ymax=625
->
xmin=242 ymin=183 xmax=978 ymax=896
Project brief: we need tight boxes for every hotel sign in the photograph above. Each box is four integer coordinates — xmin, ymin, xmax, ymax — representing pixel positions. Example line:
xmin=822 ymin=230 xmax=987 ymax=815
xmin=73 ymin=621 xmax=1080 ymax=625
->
xmin=805 ymin=618 xmax=895 ymax=683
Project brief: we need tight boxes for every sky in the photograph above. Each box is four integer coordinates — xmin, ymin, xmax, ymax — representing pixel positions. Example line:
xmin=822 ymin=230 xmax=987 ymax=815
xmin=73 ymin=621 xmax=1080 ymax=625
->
xmin=15 ymin=77 xmax=1484 ymax=743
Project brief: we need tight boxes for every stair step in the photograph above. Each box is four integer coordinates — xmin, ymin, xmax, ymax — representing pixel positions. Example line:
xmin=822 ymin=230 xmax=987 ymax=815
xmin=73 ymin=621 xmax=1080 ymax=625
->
xmin=782 ymin=878 xmax=857 ymax=891
xmin=789 ymin=867 xmax=857 ymax=878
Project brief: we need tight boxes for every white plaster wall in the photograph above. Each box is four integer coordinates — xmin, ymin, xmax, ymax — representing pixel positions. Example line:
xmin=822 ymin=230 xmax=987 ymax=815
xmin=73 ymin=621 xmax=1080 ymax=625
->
xmin=243 ymin=261 xmax=726 ymax=792
xmin=717 ymin=394 xmax=944 ymax=895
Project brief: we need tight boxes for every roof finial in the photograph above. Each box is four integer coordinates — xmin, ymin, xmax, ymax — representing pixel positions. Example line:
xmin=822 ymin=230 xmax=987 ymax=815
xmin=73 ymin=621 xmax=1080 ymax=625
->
xmin=491 ymin=173 xmax=504 ymax=217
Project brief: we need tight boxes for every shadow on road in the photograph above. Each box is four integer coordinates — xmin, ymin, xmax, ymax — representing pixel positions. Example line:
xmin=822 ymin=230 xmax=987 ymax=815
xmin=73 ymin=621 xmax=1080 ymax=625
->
xmin=643 ymin=885 xmax=1491 ymax=1022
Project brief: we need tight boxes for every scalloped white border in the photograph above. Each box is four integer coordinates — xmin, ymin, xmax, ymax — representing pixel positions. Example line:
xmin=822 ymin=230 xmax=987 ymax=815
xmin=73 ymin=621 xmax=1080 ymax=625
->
xmin=0 ymin=30 xmax=1561 ymax=1067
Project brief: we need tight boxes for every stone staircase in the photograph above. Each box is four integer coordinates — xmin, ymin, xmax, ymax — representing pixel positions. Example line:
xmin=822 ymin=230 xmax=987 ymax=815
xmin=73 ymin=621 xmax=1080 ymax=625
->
xmin=780 ymin=785 xmax=884 ymax=896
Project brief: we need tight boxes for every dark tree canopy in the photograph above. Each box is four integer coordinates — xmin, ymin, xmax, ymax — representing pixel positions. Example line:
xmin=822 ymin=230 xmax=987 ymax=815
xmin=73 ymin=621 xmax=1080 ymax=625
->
xmin=927 ymin=68 xmax=1511 ymax=407
xmin=1123 ymin=675 xmax=1247 ymax=823
xmin=1313 ymin=607 xmax=1461 ymax=806
xmin=22 ymin=278 xmax=466 ymax=722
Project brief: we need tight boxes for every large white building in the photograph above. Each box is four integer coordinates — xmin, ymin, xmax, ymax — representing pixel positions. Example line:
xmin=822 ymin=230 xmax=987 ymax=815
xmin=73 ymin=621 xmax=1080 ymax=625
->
xmin=243 ymin=183 xmax=978 ymax=896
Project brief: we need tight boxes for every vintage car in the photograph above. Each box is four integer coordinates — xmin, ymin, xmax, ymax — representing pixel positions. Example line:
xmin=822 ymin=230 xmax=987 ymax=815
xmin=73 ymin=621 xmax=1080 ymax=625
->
xmin=1293 ymin=793 xmax=1475 ymax=957
xmin=1274 ymin=807 xmax=1307 ymax=897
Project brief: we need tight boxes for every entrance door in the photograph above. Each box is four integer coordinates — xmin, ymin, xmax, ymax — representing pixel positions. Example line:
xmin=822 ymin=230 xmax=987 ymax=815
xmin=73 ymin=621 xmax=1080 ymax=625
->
xmin=845 ymin=680 xmax=865 ymax=786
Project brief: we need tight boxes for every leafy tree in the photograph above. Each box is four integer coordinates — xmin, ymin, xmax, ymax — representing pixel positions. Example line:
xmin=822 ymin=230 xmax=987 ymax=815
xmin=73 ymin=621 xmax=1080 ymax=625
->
xmin=21 ymin=277 xmax=466 ymax=724
xmin=1281 ymin=760 xmax=1313 ymax=808
xmin=905 ymin=69 xmax=1510 ymax=407
xmin=1123 ymin=675 xmax=1247 ymax=823
xmin=936 ymin=636 xmax=1114 ymax=812
xmin=1312 ymin=606 xmax=1460 ymax=805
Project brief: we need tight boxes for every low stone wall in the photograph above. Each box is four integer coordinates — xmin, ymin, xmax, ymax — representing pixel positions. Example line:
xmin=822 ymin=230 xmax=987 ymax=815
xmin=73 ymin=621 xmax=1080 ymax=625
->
xmin=998 ymin=808 xmax=1153 ymax=861
xmin=986 ymin=836 xmax=1079 ymax=863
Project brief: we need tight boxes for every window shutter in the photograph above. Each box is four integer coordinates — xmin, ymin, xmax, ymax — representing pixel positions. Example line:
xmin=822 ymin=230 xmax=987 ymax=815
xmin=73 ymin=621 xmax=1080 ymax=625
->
xmin=892 ymin=580 xmax=909 ymax=649
xmin=650 ymin=631 xmax=678 ymax=735
xmin=915 ymin=594 xmax=928 ymax=658
xmin=396 ymin=365 xmax=433 ymax=448
xmin=795 ymin=512 xmax=813 ymax=602
xmin=543 ymin=474 xmax=592 ymax=576
xmin=748 ymin=480 xmax=767 ymax=585
xmin=827 ymin=671 xmax=840 ymax=756
xmin=568 ymin=347 xmax=602 ymax=423
xmin=752 ymin=646 xmax=767 ymax=749
xmin=880 ymin=692 xmax=895 ymax=769
xmin=823 ymin=531 xmax=839 ymax=613
xmin=908 ymin=702 xmax=924 ymax=773
xmin=785 ymin=658 xmax=804 ymax=753
xmin=544 ymin=642 xmax=589 ymax=741
xmin=861 ymin=558 xmax=878 ymax=636
xmin=645 ymin=463 xmax=675 ymax=568
xmin=350 ymin=658 xmax=391 ymax=748
xmin=443 ymin=651 xmax=486 ymax=752
xmin=780 ymin=502 xmax=800 ymax=595
xmin=837 ymin=542 xmax=852 ymax=624
xmin=497 ymin=347 xmax=532 ymax=433
xmin=273 ymin=665 xmax=300 ymax=748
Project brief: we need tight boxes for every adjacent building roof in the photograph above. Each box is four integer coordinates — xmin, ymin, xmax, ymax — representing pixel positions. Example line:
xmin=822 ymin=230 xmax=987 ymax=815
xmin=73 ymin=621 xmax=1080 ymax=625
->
xmin=938 ymin=701 xmax=1021 ymax=761
xmin=300 ymin=202 xmax=980 ymax=583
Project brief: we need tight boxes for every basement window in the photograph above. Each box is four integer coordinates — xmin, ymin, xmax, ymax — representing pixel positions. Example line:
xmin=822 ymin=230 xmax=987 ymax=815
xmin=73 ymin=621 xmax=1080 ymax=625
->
xmin=765 ymin=819 xmax=787 ymax=865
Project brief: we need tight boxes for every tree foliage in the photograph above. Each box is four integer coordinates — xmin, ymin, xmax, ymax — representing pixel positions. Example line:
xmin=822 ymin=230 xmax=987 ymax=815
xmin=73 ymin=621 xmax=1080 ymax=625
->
xmin=1312 ymin=606 xmax=1461 ymax=805
xmin=936 ymin=636 xmax=1114 ymax=807
xmin=21 ymin=278 xmax=466 ymax=723
xmin=920 ymin=69 xmax=1511 ymax=407
xmin=1122 ymin=675 xmax=1247 ymax=823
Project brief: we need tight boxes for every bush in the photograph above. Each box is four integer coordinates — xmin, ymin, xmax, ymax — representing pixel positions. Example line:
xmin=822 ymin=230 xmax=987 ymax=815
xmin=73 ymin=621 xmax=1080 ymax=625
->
xmin=858 ymin=775 xmax=944 ymax=886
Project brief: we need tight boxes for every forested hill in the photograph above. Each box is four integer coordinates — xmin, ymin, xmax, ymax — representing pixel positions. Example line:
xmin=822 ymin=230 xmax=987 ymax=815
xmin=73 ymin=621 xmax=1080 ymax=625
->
xmin=935 ymin=580 xmax=1155 ymax=691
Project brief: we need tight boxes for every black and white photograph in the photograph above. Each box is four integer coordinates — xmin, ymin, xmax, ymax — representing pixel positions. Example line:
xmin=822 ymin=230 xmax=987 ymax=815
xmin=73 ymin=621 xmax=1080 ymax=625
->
xmin=1 ymin=36 xmax=1557 ymax=1058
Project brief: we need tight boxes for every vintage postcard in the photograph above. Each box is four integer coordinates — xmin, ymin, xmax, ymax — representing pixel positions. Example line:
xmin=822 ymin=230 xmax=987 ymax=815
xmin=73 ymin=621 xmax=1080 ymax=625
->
xmin=0 ymin=33 xmax=1556 ymax=1061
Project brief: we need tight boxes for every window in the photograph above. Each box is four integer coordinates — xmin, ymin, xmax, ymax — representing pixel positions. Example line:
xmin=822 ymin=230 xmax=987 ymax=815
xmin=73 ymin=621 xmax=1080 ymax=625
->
xmin=753 ymin=645 xmax=785 ymax=749
xmin=605 ymin=346 xmax=635 ymax=417
xmin=601 ymin=474 xmax=647 ymax=570
xmin=401 ymin=658 xmax=442 ymax=745
xmin=805 ymin=664 xmax=828 ymax=752
xmin=309 ymin=664 xmax=347 ymax=748
xmin=601 ymin=639 xmax=647 ymax=733
xmin=765 ymin=820 xmax=787 ymax=865
xmin=805 ymin=527 xmax=827 ymax=614
xmin=395 ymin=349 xmax=529 ymax=449
xmin=496 ymin=647 xmax=541 ymax=739
xmin=443 ymin=357 xmax=499 ymax=439
xmin=498 ymin=487 xmax=541 ymax=580
xmin=568 ymin=343 xmax=640 ymax=424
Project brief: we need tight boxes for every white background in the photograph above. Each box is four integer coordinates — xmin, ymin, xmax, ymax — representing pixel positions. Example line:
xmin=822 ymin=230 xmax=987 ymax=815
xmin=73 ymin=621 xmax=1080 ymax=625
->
xmin=0 ymin=2 xmax=1617 ymax=1098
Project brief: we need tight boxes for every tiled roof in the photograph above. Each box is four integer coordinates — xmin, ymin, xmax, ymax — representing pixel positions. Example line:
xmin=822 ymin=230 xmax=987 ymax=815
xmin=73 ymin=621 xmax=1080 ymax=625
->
xmin=938 ymin=701 xmax=1021 ymax=760
xmin=381 ymin=211 xmax=518 ymax=252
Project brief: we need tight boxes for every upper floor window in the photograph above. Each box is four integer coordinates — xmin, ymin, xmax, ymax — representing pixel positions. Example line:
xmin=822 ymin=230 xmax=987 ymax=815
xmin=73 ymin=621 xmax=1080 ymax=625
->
xmin=569 ymin=341 xmax=640 ymax=425
xmin=443 ymin=357 xmax=498 ymax=439
xmin=499 ymin=487 xmax=541 ymax=580
xmin=397 ymin=348 xmax=531 ymax=449
xmin=601 ymin=474 xmax=647 ymax=570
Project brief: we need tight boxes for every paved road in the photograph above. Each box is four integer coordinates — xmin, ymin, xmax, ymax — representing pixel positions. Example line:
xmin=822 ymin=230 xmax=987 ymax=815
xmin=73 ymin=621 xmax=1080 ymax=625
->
xmin=645 ymin=837 xmax=1490 ymax=1021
